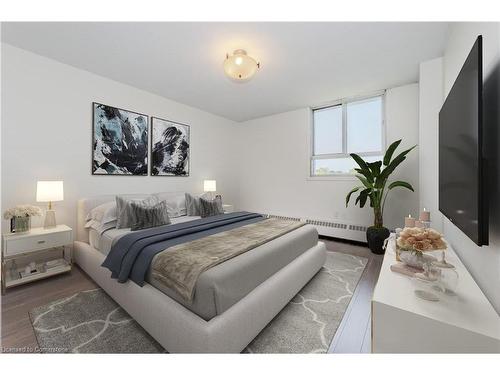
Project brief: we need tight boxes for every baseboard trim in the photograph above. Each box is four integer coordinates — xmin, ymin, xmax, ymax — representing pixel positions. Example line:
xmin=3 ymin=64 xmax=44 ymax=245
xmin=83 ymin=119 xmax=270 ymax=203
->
xmin=319 ymin=234 xmax=368 ymax=247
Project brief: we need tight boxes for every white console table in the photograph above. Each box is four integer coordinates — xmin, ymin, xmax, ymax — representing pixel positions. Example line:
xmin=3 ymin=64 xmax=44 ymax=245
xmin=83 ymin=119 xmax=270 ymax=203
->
xmin=372 ymin=235 xmax=500 ymax=353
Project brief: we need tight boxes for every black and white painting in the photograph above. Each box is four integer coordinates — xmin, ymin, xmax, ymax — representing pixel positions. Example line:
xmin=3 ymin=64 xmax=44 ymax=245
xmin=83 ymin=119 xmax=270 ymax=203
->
xmin=92 ymin=103 xmax=148 ymax=175
xmin=151 ymin=117 xmax=190 ymax=176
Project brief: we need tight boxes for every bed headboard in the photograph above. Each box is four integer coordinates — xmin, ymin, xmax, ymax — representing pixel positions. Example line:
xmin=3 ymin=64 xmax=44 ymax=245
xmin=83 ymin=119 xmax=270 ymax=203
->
xmin=76 ymin=195 xmax=116 ymax=242
xmin=76 ymin=192 xmax=187 ymax=242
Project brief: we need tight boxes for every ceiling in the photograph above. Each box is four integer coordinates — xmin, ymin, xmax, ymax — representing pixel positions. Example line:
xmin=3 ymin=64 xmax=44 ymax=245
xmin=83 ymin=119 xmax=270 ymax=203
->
xmin=2 ymin=22 xmax=449 ymax=122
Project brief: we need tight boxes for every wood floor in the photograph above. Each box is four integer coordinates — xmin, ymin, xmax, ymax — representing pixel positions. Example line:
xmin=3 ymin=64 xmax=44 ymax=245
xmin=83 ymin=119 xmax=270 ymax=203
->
xmin=0 ymin=237 xmax=382 ymax=353
xmin=1 ymin=266 xmax=96 ymax=351
xmin=323 ymin=237 xmax=383 ymax=353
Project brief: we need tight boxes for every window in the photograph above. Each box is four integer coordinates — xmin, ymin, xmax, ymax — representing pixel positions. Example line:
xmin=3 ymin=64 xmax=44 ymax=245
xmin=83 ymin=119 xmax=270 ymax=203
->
xmin=311 ymin=93 xmax=385 ymax=176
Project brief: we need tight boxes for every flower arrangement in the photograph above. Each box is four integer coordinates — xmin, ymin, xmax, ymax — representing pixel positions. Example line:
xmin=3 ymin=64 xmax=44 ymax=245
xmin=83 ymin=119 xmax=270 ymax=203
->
xmin=397 ymin=227 xmax=446 ymax=252
xmin=3 ymin=205 xmax=43 ymax=219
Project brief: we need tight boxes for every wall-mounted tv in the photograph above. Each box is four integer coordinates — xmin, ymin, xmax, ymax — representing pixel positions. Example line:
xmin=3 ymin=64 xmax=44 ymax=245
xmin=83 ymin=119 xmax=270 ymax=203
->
xmin=439 ymin=35 xmax=488 ymax=246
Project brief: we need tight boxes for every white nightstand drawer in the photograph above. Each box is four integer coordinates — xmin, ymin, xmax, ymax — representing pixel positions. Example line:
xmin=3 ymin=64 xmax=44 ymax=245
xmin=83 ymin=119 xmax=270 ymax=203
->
xmin=4 ymin=230 xmax=72 ymax=257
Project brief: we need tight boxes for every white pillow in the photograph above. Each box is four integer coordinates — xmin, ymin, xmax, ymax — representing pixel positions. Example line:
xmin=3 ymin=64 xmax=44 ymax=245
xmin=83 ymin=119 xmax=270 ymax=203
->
xmin=154 ymin=192 xmax=187 ymax=218
xmin=84 ymin=219 xmax=117 ymax=235
xmin=85 ymin=201 xmax=117 ymax=224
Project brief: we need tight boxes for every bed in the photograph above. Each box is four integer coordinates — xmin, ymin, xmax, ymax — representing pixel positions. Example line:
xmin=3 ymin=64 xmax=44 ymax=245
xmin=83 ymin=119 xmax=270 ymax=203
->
xmin=74 ymin=194 xmax=326 ymax=353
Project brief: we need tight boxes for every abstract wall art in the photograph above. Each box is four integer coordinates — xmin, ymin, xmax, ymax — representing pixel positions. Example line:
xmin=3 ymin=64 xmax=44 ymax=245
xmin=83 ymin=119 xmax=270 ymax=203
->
xmin=92 ymin=103 xmax=148 ymax=175
xmin=151 ymin=117 xmax=190 ymax=176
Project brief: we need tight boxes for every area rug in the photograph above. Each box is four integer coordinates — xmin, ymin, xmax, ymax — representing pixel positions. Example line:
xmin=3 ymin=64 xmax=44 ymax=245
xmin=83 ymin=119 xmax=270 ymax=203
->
xmin=29 ymin=251 xmax=367 ymax=353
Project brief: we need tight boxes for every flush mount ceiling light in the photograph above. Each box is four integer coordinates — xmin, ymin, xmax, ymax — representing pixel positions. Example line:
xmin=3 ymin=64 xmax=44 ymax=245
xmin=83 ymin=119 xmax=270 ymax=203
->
xmin=223 ymin=49 xmax=260 ymax=82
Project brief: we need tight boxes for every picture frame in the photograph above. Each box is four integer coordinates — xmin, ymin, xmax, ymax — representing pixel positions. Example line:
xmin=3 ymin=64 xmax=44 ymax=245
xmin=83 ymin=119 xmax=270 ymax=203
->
xmin=150 ymin=117 xmax=190 ymax=177
xmin=92 ymin=102 xmax=149 ymax=176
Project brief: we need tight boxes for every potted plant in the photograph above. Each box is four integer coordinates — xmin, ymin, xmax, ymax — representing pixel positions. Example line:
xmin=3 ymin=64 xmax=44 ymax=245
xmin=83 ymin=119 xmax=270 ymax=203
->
xmin=346 ymin=139 xmax=416 ymax=254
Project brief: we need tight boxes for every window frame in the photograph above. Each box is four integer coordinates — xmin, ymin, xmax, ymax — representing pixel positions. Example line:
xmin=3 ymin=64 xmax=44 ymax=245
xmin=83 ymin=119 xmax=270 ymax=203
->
xmin=309 ymin=91 xmax=386 ymax=178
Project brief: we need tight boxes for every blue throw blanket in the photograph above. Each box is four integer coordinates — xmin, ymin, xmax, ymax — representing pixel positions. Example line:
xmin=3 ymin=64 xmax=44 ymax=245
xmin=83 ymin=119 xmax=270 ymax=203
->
xmin=101 ymin=211 xmax=264 ymax=286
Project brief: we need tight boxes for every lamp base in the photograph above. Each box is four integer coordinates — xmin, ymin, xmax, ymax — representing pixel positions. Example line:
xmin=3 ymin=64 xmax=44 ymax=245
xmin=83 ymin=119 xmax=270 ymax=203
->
xmin=44 ymin=210 xmax=57 ymax=228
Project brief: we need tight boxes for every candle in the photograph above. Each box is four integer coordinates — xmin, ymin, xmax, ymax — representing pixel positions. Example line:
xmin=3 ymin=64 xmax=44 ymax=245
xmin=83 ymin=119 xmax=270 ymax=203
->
xmin=419 ymin=208 xmax=431 ymax=222
xmin=415 ymin=220 xmax=424 ymax=228
xmin=405 ymin=214 xmax=416 ymax=228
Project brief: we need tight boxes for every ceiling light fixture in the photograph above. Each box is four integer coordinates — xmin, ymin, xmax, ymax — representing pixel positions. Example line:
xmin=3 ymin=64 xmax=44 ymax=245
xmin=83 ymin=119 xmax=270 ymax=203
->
xmin=223 ymin=49 xmax=260 ymax=82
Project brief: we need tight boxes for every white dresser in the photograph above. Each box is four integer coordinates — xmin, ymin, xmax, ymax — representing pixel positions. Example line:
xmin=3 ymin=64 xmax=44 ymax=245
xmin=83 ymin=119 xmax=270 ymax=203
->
xmin=372 ymin=236 xmax=500 ymax=353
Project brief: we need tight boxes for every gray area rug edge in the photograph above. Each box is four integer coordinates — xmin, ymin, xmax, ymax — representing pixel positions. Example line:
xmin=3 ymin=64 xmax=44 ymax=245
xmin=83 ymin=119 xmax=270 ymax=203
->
xmin=29 ymin=252 xmax=367 ymax=353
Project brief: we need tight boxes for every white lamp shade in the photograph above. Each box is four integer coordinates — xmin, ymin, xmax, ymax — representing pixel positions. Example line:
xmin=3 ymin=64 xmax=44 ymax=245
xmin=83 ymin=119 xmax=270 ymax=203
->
xmin=36 ymin=181 xmax=64 ymax=202
xmin=203 ymin=180 xmax=217 ymax=192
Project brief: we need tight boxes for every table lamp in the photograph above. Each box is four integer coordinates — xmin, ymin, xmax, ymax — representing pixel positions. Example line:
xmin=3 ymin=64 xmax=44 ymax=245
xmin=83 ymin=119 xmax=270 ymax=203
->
xmin=36 ymin=181 xmax=64 ymax=228
xmin=203 ymin=180 xmax=216 ymax=199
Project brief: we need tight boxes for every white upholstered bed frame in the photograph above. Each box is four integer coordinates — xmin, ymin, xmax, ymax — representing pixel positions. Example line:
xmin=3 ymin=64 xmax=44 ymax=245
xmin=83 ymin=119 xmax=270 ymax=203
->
xmin=74 ymin=196 xmax=326 ymax=353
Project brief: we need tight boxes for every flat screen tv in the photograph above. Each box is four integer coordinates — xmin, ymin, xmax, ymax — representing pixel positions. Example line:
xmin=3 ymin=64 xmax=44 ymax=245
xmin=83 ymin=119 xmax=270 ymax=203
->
xmin=439 ymin=35 xmax=488 ymax=246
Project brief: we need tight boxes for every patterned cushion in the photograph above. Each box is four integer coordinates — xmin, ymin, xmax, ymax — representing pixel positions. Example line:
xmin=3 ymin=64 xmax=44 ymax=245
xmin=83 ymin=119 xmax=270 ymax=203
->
xmin=199 ymin=196 xmax=224 ymax=218
xmin=185 ymin=193 xmax=209 ymax=216
xmin=116 ymin=195 xmax=159 ymax=229
xmin=130 ymin=200 xmax=171 ymax=231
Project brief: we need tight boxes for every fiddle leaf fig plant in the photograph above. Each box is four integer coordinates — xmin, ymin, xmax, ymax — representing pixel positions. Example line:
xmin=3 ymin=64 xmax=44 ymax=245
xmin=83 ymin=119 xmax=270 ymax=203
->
xmin=345 ymin=139 xmax=416 ymax=229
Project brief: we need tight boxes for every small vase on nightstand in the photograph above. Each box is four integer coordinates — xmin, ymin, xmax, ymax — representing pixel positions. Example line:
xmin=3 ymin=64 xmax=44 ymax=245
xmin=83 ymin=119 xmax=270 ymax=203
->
xmin=11 ymin=216 xmax=31 ymax=233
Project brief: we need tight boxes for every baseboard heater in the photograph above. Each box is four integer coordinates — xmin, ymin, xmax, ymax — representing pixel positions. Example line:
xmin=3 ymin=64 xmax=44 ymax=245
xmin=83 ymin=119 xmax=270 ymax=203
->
xmin=263 ymin=213 xmax=368 ymax=243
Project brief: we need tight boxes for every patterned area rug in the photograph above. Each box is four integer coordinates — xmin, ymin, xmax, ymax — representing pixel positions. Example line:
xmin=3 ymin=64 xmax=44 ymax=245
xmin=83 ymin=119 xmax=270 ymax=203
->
xmin=29 ymin=251 xmax=367 ymax=353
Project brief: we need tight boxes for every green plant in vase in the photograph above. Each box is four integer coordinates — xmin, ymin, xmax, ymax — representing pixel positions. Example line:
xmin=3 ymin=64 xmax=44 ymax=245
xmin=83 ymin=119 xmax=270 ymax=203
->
xmin=346 ymin=139 xmax=416 ymax=254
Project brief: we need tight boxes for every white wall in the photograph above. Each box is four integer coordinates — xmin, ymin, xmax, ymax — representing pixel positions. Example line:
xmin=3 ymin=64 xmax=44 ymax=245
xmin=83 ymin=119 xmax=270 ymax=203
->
xmin=441 ymin=23 xmax=500 ymax=313
xmin=235 ymin=83 xmax=419 ymax=232
xmin=1 ymin=44 xmax=239 ymax=232
xmin=418 ymin=57 xmax=444 ymax=233
xmin=1 ymin=44 xmax=420 ymax=239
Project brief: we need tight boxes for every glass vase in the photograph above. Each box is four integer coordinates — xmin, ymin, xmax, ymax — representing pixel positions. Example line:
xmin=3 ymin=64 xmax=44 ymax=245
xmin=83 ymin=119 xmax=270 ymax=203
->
xmin=11 ymin=215 xmax=31 ymax=233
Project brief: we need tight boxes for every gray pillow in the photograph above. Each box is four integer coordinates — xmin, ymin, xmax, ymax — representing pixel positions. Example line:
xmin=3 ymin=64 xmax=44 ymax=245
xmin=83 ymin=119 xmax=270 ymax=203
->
xmin=116 ymin=195 xmax=158 ymax=229
xmin=199 ymin=197 xmax=224 ymax=218
xmin=185 ymin=193 xmax=203 ymax=216
xmin=130 ymin=200 xmax=171 ymax=231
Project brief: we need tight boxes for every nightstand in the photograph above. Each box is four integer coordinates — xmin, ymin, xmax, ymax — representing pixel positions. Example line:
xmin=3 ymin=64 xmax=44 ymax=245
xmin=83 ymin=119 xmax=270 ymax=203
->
xmin=223 ymin=204 xmax=234 ymax=213
xmin=1 ymin=225 xmax=73 ymax=294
